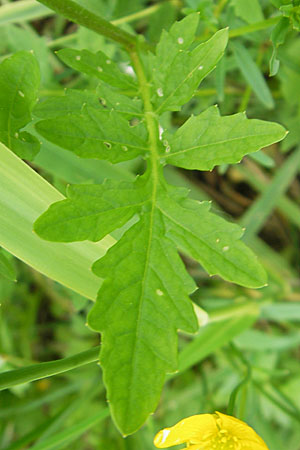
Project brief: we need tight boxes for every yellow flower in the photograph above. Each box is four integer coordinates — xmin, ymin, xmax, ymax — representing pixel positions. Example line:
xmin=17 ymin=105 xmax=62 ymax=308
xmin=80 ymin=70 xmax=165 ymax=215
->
xmin=154 ymin=412 xmax=269 ymax=450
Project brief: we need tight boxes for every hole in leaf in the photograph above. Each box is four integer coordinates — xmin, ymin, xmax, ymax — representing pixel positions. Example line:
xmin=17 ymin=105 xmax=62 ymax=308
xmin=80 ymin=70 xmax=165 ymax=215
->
xmin=129 ymin=117 xmax=140 ymax=127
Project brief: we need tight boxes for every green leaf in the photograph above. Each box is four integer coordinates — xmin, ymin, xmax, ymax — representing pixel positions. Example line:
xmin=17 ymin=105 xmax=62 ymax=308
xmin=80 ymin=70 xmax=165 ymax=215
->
xmin=34 ymin=179 xmax=147 ymax=242
xmin=35 ymin=105 xmax=148 ymax=163
xmin=232 ymin=41 xmax=275 ymax=109
xmin=270 ymin=17 xmax=290 ymax=76
xmin=34 ymin=89 xmax=100 ymax=119
xmin=0 ymin=249 xmax=16 ymax=281
xmin=88 ymin=209 xmax=198 ymax=435
xmin=151 ymin=15 xmax=228 ymax=113
xmin=235 ymin=329 xmax=300 ymax=351
xmin=35 ymin=174 xmax=268 ymax=435
xmin=57 ymin=48 xmax=137 ymax=90
xmin=232 ymin=0 xmax=264 ymax=24
xmin=158 ymin=189 xmax=267 ymax=288
xmin=96 ymin=83 xmax=143 ymax=116
xmin=0 ymin=0 xmax=52 ymax=26
xmin=280 ymin=4 xmax=300 ymax=31
xmin=0 ymin=51 xmax=40 ymax=159
xmin=0 ymin=140 xmax=113 ymax=301
xmin=175 ymin=306 xmax=259 ymax=376
xmin=163 ymin=105 xmax=286 ymax=171
xmin=32 ymin=11 xmax=288 ymax=437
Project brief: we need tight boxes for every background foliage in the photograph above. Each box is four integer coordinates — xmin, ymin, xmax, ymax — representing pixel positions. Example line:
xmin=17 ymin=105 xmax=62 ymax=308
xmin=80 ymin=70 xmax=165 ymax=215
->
xmin=0 ymin=0 xmax=300 ymax=449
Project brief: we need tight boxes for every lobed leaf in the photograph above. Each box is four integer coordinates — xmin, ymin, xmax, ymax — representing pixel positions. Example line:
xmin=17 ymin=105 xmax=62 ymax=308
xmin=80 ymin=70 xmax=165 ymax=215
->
xmin=0 ymin=51 xmax=40 ymax=159
xmin=36 ymin=105 xmax=148 ymax=163
xmin=33 ymin=12 xmax=288 ymax=436
xmin=88 ymin=209 xmax=198 ymax=435
xmin=163 ymin=105 xmax=286 ymax=171
xmin=57 ymin=48 xmax=137 ymax=90
xmin=158 ymin=192 xmax=267 ymax=288
xmin=34 ymin=179 xmax=147 ymax=242
xmin=96 ymin=84 xmax=143 ymax=116
xmin=151 ymin=20 xmax=228 ymax=113
xmin=34 ymin=89 xmax=100 ymax=119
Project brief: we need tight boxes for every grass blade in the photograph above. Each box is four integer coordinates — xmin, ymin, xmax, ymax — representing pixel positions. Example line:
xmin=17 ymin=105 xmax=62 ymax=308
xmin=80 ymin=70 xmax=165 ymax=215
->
xmin=232 ymin=41 xmax=274 ymax=109
xmin=240 ymin=146 xmax=300 ymax=240
xmin=0 ymin=0 xmax=53 ymax=26
xmin=29 ymin=408 xmax=109 ymax=450
xmin=0 ymin=142 xmax=114 ymax=300
xmin=0 ymin=346 xmax=100 ymax=391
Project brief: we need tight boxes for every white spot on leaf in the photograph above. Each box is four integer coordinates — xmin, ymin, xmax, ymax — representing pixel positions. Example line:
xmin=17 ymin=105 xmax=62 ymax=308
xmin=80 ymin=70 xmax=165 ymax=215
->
xmin=157 ymin=88 xmax=164 ymax=97
xmin=156 ymin=289 xmax=164 ymax=296
xmin=76 ymin=55 xmax=81 ymax=61
xmin=177 ymin=37 xmax=184 ymax=44
xmin=222 ymin=246 xmax=229 ymax=252
xmin=18 ymin=90 xmax=25 ymax=98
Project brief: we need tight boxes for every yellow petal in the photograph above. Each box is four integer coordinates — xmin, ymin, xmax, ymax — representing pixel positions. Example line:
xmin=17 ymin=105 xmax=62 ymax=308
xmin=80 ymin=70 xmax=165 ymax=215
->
xmin=154 ymin=414 xmax=217 ymax=448
xmin=215 ymin=412 xmax=270 ymax=449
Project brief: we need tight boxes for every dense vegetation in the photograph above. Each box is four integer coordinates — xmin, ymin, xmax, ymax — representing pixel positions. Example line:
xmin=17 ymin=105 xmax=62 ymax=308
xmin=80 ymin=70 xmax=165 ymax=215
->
xmin=0 ymin=0 xmax=300 ymax=449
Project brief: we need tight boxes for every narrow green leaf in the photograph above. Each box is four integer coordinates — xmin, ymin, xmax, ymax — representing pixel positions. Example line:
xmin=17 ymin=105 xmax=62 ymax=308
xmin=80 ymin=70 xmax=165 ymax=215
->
xmin=0 ymin=51 xmax=40 ymax=159
xmin=241 ymin=146 xmax=300 ymax=240
xmin=35 ymin=105 xmax=148 ymax=163
xmin=248 ymin=150 xmax=275 ymax=168
xmin=232 ymin=41 xmax=275 ymax=109
xmin=235 ymin=329 xmax=300 ymax=351
xmin=0 ymin=347 xmax=99 ymax=391
xmin=0 ymin=141 xmax=113 ymax=300
xmin=175 ymin=309 xmax=258 ymax=377
xmin=88 ymin=210 xmax=198 ymax=435
xmin=261 ymin=302 xmax=300 ymax=322
xmin=57 ymin=48 xmax=137 ymax=90
xmin=164 ymin=105 xmax=286 ymax=171
xmin=0 ymin=249 xmax=16 ymax=281
xmin=158 ymin=192 xmax=267 ymax=288
xmin=269 ymin=17 xmax=290 ymax=76
xmin=152 ymin=20 xmax=228 ymax=113
xmin=34 ymin=179 xmax=146 ymax=242
xmin=0 ymin=0 xmax=52 ymax=26
xmin=30 ymin=409 xmax=109 ymax=450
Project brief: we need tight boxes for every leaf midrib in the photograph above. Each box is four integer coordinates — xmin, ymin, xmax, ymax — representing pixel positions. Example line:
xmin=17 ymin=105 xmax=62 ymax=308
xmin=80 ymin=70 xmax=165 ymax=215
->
xmin=165 ymin=132 xmax=279 ymax=159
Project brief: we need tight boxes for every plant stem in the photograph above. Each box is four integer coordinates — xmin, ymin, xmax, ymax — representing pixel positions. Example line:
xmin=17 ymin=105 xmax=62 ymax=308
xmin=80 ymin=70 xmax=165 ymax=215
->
xmin=36 ymin=0 xmax=139 ymax=50
xmin=229 ymin=16 xmax=280 ymax=38
xmin=0 ymin=346 xmax=100 ymax=390
xmin=130 ymin=51 xmax=160 ymax=169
